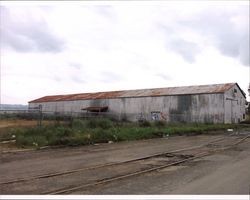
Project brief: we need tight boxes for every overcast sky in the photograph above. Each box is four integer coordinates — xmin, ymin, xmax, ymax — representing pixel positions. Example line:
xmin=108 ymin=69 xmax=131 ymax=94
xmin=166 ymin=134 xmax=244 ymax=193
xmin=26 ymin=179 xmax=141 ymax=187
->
xmin=0 ymin=1 xmax=249 ymax=104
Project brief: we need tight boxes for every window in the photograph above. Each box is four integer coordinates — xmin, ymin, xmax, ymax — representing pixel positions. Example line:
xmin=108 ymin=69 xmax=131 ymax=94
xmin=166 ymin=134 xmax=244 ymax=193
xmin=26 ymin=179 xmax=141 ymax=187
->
xmin=243 ymin=114 xmax=245 ymax=119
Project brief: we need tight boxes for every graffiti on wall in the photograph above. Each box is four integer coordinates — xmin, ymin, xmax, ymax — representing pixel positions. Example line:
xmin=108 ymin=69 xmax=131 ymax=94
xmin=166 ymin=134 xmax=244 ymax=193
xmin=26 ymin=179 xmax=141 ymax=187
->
xmin=137 ymin=112 xmax=146 ymax=122
xmin=151 ymin=111 xmax=167 ymax=121
xmin=136 ymin=111 xmax=168 ymax=122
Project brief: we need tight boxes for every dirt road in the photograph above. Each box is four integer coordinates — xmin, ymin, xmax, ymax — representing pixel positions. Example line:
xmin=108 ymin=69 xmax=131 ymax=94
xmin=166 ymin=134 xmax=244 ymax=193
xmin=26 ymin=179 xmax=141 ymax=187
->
xmin=0 ymin=131 xmax=249 ymax=194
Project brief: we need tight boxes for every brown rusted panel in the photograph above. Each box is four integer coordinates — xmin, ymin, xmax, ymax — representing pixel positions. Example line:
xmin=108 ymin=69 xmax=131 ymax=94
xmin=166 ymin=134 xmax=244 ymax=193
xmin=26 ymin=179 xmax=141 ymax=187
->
xmin=29 ymin=83 xmax=237 ymax=103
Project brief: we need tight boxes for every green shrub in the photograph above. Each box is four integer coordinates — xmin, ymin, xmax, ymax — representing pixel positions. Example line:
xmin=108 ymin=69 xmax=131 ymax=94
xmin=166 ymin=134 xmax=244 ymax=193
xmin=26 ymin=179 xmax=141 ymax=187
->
xmin=97 ymin=118 xmax=113 ymax=129
xmin=32 ymin=135 xmax=48 ymax=147
xmin=15 ymin=134 xmax=33 ymax=146
xmin=91 ymin=128 xmax=114 ymax=143
xmin=15 ymin=134 xmax=48 ymax=147
xmin=115 ymin=127 xmax=158 ymax=141
xmin=86 ymin=118 xmax=113 ymax=129
xmin=67 ymin=135 xmax=90 ymax=146
xmin=9 ymin=120 xmax=250 ymax=149
xmin=71 ymin=119 xmax=86 ymax=129
xmin=54 ymin=126 xmax=73 ymax=137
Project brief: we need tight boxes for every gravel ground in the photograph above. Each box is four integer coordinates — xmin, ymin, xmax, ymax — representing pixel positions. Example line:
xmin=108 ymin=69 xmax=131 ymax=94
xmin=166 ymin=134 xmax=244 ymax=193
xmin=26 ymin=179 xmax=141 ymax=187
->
xmin=0 ymin=132 xmax=249 ymax=195
xmin=78 ymin=140 xmax=250 ymax=195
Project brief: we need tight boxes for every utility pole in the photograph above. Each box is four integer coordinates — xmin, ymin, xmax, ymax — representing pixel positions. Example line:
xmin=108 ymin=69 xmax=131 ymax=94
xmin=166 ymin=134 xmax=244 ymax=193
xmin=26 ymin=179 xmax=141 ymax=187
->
xmin=38 ymin=104 xmax=43 ymax=127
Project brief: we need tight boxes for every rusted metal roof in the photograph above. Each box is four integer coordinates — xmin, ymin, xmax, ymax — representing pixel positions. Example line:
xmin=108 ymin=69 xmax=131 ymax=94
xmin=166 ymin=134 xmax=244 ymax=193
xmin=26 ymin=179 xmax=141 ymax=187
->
xmin=29 ymin=83 xmax=243 ymax=103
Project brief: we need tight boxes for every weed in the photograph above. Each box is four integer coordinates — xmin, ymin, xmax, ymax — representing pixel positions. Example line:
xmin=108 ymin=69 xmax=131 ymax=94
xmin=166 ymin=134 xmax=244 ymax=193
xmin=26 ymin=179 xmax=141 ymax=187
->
xmin=71 ymin=119 xmax=86 ymax=129
xmin=86 ymin=118 xmax=113 ymax=129
xmin=154 ymin=120 xmax=166 ymax=127
xmin=91 ymin=128 xmax=114 ymax=143
xmin=8 ymin=119 xmax=249 ymax=148
xmin=139 ymin=120 xmax=151 ymax=127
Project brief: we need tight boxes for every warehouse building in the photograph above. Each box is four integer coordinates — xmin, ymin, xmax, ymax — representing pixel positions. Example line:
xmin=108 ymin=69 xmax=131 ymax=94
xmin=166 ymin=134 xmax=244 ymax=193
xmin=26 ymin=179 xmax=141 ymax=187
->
xmin=29 ymin=83 xmax=246 ymax=124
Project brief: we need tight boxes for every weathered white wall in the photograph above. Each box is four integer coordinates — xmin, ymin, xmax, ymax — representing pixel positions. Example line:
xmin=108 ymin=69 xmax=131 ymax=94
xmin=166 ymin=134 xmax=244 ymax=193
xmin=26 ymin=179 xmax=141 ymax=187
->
xmin=29 ymin=92 xmax=227 ymax=123
xmin=224 ymin=85 xmax=246 ymax=123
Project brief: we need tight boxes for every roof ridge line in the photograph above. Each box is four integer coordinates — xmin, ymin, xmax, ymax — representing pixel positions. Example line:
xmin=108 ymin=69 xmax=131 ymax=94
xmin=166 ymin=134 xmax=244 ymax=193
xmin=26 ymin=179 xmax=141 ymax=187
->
xmin=29 ymin=83 xmax=240 ymax=103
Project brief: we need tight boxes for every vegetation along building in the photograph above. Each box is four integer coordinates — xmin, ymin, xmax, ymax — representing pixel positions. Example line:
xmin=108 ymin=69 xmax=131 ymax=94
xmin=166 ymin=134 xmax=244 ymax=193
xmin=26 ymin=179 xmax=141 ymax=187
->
xmin=29 ymin=83 xmax=246 ymax=124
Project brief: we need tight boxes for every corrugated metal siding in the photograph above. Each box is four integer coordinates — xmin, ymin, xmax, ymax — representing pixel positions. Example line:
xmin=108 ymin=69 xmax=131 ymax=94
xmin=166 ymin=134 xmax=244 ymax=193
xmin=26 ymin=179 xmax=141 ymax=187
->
xmin=224 ymin=84 xmax=246 ymax=123
xmin=29 ymin=83 xmax=237 ymax=103
xmin=29 ymin=93 xmax=226 ymax=123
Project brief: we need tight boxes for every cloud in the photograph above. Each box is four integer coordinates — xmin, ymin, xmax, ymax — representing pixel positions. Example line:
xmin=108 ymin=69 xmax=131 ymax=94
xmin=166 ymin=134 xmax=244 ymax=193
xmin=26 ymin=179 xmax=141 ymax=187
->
xmin=71 ymin=75 xmax=86 ymax=84
xmin=239 ymin=38 xmax=250 ymax=66
xmin=168 ymin=39 xmax=200 ymax=63
xmin=99 ymin=71 xmax=123 ymax=83
xmin=0 ymin=6 xmax=65 ymax=53
xmin=177 ymin=6 xmax=249 ymax=66
xmin=157 ymin=21 xmax=201 ymax=63
xmin=1 ymin=3 xmax=249 ymax=104
xmin=155 ymin=73 xmax=172 ymax=81
xmin=156 ymin=5 xmax=249 ymax=66
xmin=53 ymin=76 xmax=62 ymax=82
xmin=69 ymin=62 xmax=82 ymax=70
xmin=92 ymin=5 xmax=116 ymax=20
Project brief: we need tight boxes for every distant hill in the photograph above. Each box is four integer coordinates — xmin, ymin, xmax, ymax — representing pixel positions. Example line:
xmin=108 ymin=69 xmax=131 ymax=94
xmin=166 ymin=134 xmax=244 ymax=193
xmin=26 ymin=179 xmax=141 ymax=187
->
xmin=0 ymin=104 xmax=28 ymax=110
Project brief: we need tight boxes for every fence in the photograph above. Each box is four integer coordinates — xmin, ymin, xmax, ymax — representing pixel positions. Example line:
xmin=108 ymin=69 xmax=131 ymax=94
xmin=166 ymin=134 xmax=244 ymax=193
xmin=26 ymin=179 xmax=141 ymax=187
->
xmin=0 ymin=109 xmax=225 ymax=126
xmin=0 ymin=109 xmax=121 ymax=127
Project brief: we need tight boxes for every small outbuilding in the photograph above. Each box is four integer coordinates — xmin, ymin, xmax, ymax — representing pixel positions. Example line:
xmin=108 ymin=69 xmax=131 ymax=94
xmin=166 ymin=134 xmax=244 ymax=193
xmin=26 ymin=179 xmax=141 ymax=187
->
xmin=29 ymin=83 xmax=246 ymax=124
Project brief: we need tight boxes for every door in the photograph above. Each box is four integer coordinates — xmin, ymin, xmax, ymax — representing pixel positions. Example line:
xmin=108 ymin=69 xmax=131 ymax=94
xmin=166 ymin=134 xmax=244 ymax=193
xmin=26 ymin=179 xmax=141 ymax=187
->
xmin=225 ymin=99 xmax=232 ymax=123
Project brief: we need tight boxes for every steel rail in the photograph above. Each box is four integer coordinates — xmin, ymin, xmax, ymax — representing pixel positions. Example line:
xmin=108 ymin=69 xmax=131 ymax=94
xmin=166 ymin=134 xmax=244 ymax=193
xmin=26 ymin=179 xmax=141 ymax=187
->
xmin=45 ymin=134 xmax=250 ymax=195
xmin=46 ymin=152 xmax=209 ymax=195
xmin=0 ymin=135 xmax=228 ymax=185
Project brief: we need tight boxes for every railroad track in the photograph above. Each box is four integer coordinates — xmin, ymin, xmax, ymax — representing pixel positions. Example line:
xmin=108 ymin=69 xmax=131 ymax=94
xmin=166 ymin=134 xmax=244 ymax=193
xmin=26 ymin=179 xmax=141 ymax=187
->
xmin=44 ymin=134 xmax=250 ymax=195
xmin=1 ymin=134 xmax=249 ymax=195
xmin=0 ymin=135 xmax=228 ymax=185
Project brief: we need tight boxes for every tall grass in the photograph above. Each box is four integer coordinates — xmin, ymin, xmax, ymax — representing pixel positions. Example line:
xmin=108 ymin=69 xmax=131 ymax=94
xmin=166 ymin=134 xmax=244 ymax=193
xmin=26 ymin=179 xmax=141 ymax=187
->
xmin=10 ymin=118 xmax=248 ymax=148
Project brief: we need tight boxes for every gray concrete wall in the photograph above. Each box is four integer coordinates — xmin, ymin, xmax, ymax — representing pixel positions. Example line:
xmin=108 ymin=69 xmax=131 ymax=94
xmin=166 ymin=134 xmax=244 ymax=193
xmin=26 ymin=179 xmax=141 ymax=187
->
xmin=224 ymin=85 xmax=246 ymax=123
xmin=29 ymin=93 xmax=226 ymax=123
